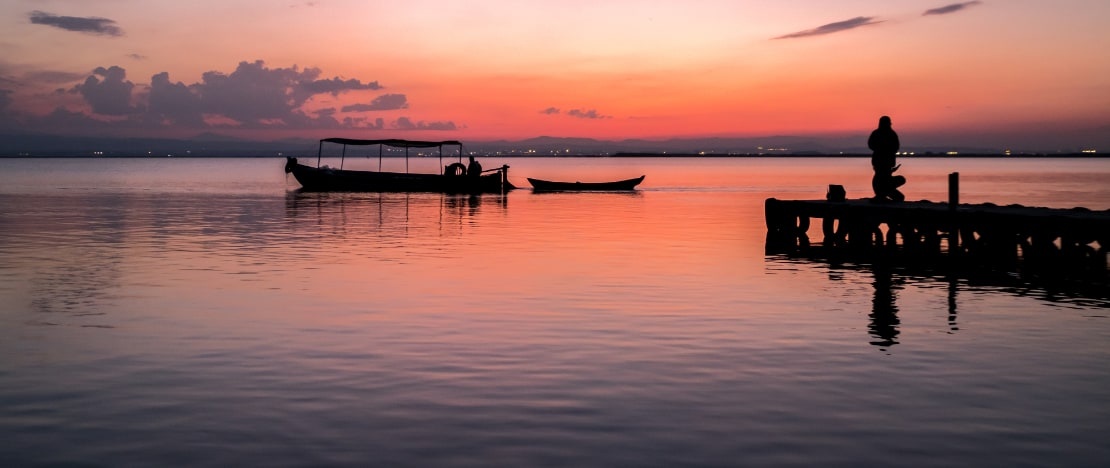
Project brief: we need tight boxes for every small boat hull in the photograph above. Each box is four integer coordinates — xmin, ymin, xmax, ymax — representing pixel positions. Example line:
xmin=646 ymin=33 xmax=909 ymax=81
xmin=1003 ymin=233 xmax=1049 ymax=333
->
xmin=527 ymin=175 xmax=645 ymax=192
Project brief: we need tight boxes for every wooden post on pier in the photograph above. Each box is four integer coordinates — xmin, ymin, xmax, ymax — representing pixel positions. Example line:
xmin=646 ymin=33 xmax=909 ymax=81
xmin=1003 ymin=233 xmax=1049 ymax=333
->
xmin=948 ymin=172 xmax=959 ymax=252
xmin=948 ymin=172 xmax=959 ymax=210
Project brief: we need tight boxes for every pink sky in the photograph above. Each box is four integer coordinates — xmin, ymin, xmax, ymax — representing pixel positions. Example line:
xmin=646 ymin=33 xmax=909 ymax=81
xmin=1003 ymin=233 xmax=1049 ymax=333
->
xmin=1 ymin=0 xmax=1108 ymax=151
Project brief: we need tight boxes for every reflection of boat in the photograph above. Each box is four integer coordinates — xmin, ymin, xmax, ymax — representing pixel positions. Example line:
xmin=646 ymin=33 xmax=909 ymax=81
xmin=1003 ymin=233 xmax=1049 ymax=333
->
xmin=285 ymin=138 xmax=513 ymax=193
xmin=527 ymin=175 xmax=645 ymax=191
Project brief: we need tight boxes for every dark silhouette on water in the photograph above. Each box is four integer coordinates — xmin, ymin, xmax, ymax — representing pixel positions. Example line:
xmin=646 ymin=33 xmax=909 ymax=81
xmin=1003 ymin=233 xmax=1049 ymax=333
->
xmin=869 ymin=265 xmax=902 ymax=350
xmin=284 ymin=138 xmax=513 ymax=193
xmin=868 ymin=116 xmax=905 ymax=202
xmin=467 ymin=155 xmax=482 ymax=177
xmin=527 ymin=175 xmax=645 ymax=192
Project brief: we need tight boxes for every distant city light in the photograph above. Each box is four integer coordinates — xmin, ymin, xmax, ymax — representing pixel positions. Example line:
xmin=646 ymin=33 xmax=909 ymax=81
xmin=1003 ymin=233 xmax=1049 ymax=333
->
xmin=946 ymin=151 xmax=959 ymax=155
xmin=1081 ymin=149 xmax=1096 ymax=153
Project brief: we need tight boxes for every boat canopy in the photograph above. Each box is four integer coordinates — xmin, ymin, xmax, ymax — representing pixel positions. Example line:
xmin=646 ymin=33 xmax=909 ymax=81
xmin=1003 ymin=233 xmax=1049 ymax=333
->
xmin=321 ymin=138 xmax=462 ymax=148
xmin=316 ymin=138 xmax=465 ymax=172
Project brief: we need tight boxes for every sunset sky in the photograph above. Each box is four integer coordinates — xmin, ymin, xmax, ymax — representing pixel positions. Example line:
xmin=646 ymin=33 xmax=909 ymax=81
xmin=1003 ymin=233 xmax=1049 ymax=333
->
xmin=1 ymin=0 xmax=1108 ymax=151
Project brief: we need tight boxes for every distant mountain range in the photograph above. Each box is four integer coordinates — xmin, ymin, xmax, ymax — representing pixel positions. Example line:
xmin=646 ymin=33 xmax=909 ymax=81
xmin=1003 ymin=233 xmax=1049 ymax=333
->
xmin=0 ymin=133 xmax=1089 ymax=157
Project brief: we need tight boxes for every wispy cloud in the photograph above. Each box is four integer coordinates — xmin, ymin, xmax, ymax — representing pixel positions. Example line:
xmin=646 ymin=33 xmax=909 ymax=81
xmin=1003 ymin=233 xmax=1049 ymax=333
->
xmin=393 ymin=117 xmax=457 ymax=131
xmin=567 ymin=109 xmax=609 ymax=119
xmin=28 ymin=11 xmax=123 ymax=37
xmin=923 ymin=1 xmax=983 ymax=16
xmin=0 ymin=89 xmax=12 ymax=110
xmin=774 ymin=16 xmax=882 ymax=40
xmin=543 ymin=107 xmax=610 ymax=119
xmin=341 ymin=94 xmax=409 ymax=112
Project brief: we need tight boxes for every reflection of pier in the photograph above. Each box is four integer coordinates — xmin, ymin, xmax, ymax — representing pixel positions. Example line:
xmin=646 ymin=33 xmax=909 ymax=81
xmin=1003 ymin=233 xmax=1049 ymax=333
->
xmin=768 ymin=249 xmax=1109 ymax=352
xmin=765 ymin=174 xmax=1109 ymax=278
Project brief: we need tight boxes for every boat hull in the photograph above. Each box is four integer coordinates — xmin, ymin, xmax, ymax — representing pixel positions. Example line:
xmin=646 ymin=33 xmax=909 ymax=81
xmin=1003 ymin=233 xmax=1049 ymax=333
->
xmin=527 ymin=175 xmax=645 ymax=191
xmin=286 ymin=160 xmax=511 ymax=193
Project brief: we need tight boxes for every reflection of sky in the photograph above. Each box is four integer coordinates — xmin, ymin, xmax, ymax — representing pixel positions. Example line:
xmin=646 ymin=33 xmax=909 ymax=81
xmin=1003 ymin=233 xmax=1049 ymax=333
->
xmin=0 ymin=158 xmax=1108 ymax=466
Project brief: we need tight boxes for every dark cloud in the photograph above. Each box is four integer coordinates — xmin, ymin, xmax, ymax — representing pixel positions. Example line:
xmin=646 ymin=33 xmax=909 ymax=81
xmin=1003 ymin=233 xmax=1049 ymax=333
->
xmin=128 ymin=53 xmax=148 ymax=60
xmin=347 ymin=117 xmax=386 ymax=129
xmin=148 ymin=72 xmax=204 ymax=126
xmin=186 ymin=60 xmax=382 ymax=124
xmin=774 ymin=16 xmax=882 ymax=39
xmin=567 ymin=109 xmax=609 ymax=119
xmin=923 ymin=1 xmax=982 ymax=16
xmin=29 ymin=11 xmax=123 ymax=37
xmin=299 ymin=75 xmax=381 ymax=97
xmin=74 ymin=66 xmax=136 ymax=115
xmin=341 ymin=94 xmax=408 ymax=112
xmin=540 ymin=107 xmax=560 ymax=115
xmin=393 ymin=117 xmax=457 ymax=131
xmin=7 ymin=60 xmax=452 ymax=133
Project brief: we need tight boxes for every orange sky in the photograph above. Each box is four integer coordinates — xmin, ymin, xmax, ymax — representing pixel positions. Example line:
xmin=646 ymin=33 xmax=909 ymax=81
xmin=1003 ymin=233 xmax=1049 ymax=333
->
xmin=1 ymin=1 xmax=1108 ymax=150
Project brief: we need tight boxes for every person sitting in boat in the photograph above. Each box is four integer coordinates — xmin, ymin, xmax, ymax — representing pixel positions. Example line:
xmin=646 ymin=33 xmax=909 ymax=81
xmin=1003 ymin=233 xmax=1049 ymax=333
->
xmin=868 ymin=115 xmax=906 ymax=202
xmin=467 ymin=155 xmax=483 ymax=177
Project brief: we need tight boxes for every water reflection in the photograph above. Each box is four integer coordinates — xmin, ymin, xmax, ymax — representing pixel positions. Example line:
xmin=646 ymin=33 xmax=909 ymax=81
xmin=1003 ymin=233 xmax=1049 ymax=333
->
xmin=868 ymin=266 xmax=901 ymax=349
xmin=284 ymin=191 xmax=507 ymax=227
xmin=769 ymin=247 xmax=1109 ymax=350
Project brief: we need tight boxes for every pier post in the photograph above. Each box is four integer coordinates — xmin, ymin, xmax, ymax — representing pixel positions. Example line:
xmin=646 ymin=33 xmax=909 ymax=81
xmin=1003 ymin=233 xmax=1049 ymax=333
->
xmin=948 ymin=172 xmax=960 ymax=253
xmin=948 ymin=172 xmax=959 ymax=210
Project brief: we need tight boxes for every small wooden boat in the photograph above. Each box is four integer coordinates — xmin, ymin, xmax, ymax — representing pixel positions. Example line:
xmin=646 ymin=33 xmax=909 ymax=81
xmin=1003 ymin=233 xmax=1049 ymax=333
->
xmin=285 ymin=138 xmax=513 ymax=193
xmin=527 ymin=175 xmax=645 ymax=192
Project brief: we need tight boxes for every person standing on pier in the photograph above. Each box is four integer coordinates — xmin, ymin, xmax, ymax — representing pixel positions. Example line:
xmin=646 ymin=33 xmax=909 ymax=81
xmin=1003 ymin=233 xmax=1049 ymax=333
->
xmin=868 ymin=115 xmax=906 ymax=202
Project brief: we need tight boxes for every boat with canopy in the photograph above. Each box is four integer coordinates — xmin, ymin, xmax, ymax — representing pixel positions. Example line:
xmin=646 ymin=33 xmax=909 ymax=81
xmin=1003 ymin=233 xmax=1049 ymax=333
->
xmin=285 ymin=138 xmax=513 ymax=193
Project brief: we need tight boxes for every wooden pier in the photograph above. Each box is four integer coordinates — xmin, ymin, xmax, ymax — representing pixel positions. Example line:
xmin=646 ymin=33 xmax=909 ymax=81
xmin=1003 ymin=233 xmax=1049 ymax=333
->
xmin=765 ymin=174 xmax=1109 ymax=274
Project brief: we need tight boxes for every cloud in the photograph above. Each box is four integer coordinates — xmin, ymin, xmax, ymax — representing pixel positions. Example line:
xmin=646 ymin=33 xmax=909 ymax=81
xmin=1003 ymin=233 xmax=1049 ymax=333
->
xmin=341 ymin=94 xmax=409 ymax=112
xmin=567 ymin=109 xmax=609 ymax=119
xmin=923 ymin=1 xmax=982 ymax=16
xmin=25 ymin=70 xmax=87 ymax=85
xmin=29 ymin=11 xmax=123 ymax=36
xmin=128 ymin=53 xmax=148 ymax=60
xmin=5 ymin=60 xmax=454 ymax=134
xmin=540 ymin=107 xmax=560 ymax=115
xmin=186 ymin=60 xmax=383 ymax=124
xmin=73 ymin=66 xmax=136 ymax=115
xmin=147 ymin=72 xmax=204 ymax=126
xmin=774 ymin=16 xmax=882 ymax=39
xmin=298 ymin=75 xmax=381 ymax=97
xmin=393 ymin=117 xmax=457 ymax=131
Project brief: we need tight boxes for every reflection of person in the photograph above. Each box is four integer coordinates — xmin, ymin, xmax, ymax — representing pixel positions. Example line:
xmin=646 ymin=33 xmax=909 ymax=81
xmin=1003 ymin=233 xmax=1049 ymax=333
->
xmin=868 ymin=116 xmax=905 ymax=202
xmin=467 ymin=156 xmax=483 ymax=177
xmin=869 ymin=266 xmax=901 ymax=350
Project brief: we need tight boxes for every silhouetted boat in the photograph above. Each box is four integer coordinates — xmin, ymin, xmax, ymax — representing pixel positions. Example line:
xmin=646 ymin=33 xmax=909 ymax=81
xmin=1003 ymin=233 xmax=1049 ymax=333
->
xmin=285 ymin=138 xmax=513 ymax=193
xmin=527 ymin=175 xmax=645 ymax=191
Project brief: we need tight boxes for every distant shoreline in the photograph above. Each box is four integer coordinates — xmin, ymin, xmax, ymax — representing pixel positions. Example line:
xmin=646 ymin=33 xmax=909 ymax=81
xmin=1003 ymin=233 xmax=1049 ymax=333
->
xmin=0 ymin=153 xmax=1103 ymax=159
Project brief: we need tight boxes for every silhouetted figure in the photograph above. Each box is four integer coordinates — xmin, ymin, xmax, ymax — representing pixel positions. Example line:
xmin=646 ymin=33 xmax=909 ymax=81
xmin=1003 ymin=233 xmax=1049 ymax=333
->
xmin=868 ymin=116 xmax=905 ymax=202
xmin=467 ymin=156 xmax=482 ymax=178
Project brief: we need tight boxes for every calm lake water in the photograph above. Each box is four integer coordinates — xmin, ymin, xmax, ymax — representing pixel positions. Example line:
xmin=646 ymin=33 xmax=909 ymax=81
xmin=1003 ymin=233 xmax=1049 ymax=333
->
xmin=1 ymin=156 xmax=1108 ymax=467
